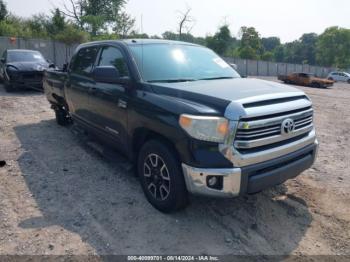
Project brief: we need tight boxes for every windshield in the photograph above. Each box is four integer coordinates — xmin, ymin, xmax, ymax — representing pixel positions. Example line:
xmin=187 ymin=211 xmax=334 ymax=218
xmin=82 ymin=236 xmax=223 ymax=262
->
xmin=7 ymin=51 xmax=45 ymax=63
xmin=129 ymin=44 xmax=240 ymax=82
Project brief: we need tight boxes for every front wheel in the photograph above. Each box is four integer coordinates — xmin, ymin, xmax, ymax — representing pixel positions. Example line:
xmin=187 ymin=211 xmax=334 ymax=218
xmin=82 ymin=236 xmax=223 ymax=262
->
xmin=137 ymin=140 xmax=188 ymax=213
xmin=3 ymin=81 xmax=14 ymax=92
xmin=54 ymin=107 xmax=71 ymax=126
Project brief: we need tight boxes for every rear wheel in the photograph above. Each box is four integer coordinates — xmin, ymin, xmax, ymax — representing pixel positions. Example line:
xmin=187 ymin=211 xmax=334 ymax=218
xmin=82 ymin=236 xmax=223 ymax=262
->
xmin=137 ymin=140 xmax=188 ymax=213
xmin=54 ymin=107 xmax=71 ymax=126
xmin=347 ymin=79 xmax=350 ymax=84
xmin=312 ymin=82 xmax=321 ymax=88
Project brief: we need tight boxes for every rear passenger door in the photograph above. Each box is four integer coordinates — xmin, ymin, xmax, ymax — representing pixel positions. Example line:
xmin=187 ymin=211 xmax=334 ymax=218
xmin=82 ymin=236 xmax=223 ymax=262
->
xmin=65 ymin=46 xmax=100 ymax=124
xmin=87 ymin=45 xmax=130 ymax=152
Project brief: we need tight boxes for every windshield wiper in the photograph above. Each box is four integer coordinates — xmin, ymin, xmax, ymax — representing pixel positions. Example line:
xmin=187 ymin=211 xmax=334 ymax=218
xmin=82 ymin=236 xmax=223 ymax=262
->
xmin=147 ymin=79 xmax=196 ymax=83
xmin=198 ymin=76 xmax=235 ymax=81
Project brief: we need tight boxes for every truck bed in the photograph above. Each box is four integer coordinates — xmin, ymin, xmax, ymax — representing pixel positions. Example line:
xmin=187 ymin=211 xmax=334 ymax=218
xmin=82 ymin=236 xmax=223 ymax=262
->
xmin=43 ymin=69 xmax=67 ymax=106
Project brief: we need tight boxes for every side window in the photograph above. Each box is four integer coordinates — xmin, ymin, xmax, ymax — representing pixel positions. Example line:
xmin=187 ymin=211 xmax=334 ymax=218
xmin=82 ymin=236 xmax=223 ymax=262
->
xmin=98 ymin=46 xmax=129 ymax=77
xmin=71 ymin=46 xmax=99 ymax=76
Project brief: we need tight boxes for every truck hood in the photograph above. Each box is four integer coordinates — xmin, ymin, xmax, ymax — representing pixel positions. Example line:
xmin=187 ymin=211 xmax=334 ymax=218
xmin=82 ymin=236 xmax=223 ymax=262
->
xmin=149 ymin=78 xmax=308 ymax=120
xmin=151 ymin=78 xmax=304 ymax=103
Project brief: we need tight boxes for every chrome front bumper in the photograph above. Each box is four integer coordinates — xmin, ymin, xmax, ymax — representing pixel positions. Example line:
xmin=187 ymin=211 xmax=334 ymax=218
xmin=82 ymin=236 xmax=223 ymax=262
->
xmin=182 ymin=135 xmax=319 ymax=198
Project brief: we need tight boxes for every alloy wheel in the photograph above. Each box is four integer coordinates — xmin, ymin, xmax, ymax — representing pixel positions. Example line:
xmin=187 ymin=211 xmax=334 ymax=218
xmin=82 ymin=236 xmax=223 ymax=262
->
xmin=143 ymin=153 xmax=171 ymax=201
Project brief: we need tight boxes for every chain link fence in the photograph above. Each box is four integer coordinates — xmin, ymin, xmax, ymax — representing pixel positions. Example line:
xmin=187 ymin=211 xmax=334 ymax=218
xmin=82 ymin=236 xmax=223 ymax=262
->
xmin=224 ymin=57 xmax=336 ymax=78
xmin=0 ymin=36 xmax=336 ymax=77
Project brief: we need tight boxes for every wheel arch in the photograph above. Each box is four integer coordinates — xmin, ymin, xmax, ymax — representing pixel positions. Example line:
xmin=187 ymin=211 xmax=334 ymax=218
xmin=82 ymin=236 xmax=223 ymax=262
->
xmin=132 ymin=127 xmax=181 ymax=162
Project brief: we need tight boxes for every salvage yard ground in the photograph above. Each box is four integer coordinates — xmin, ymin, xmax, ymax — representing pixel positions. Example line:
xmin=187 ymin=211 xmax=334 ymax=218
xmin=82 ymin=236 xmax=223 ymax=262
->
xmin=0 ymin=77 xmax=349 ymax=256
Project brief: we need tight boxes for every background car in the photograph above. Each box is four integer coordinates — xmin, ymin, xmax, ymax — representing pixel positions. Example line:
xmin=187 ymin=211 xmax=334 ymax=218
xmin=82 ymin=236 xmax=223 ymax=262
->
xmin=327 ymin=71 xmax=350 ymax=83
xmin=0 ymin=49 xmax=55 ymax=92
xmin=278 ymin=72 xmax=334 ymax=88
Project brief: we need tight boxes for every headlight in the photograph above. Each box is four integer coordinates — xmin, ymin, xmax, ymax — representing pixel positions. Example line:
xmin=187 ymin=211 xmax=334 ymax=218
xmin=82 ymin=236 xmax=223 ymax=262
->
xmin=6 ymin=66 xmax=18 ymax=74
xmin=179 ymin=114 xmax=229 ymax=143
xmin=6 ymin=66 xmax=18 ymax=78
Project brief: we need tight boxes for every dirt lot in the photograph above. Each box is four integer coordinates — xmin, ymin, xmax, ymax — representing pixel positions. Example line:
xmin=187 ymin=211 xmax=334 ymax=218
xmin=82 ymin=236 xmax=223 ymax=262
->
xmin=0 ymin=77 xmax=349 ymax=256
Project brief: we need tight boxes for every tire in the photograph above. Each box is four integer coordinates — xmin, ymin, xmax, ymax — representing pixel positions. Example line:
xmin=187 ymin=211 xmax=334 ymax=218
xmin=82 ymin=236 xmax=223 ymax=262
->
xmin=3 ymin=81 xmax=14 ymax=92
xmin=328 ymin=77 xmax=334 ymax=81
xmin=312 ymin=82 xmax=321 ymax=88
xmin=137 ymin=140 xmax=189 ymax=213
xmin=54 ymin=108 xmax=71 ymax=126
xmin=347 ymin=79 xmax=350 ymax=84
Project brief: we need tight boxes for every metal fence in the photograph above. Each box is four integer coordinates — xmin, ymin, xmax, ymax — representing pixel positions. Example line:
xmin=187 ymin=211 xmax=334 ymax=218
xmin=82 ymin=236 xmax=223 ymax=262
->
xmin=0 ymin=36 xmax=336 ymax=77
xmin=224 ymin=57 xmax=336 ymax=78
xmin=0 ymin=36 xmax=78 ymax=68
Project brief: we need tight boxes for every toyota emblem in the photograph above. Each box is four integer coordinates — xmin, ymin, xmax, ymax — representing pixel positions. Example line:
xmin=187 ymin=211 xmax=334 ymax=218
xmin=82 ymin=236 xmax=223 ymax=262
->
xmin=281 ymin=118 xmax=295 ymax=135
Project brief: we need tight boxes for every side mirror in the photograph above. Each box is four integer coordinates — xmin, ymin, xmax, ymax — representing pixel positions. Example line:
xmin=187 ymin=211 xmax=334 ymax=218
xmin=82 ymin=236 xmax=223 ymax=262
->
xmin=62 ymin=63 xmax=68 ymax=72
xmin=93 ymin=66 xmax=128 ymax=84
xmin=49 ymin=63 xmax=56 ymax=69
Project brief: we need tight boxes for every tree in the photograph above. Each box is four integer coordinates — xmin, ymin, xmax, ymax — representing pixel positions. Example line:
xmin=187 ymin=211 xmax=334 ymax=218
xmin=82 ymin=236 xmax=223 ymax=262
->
xmin=261 ymin=51 xmax=274 ymax=61
xmin=238 ymin=26 xmax=263 ymax=59
xmin=238 ymin=46 xmax=258 ymax=59
xmin=55 ymin=23 xmax=89 ymax=45
xmin=24 ymin=14 xmax=50 ymax=38
xmin=114 ymin=11 xmax=135 ymax=38
xmin=162 ymin=31 xmax=178 ymax=40
xmin=316 ymin=27 xmax=350 ymax=68
xmin=177 ymin=7 xmax=195 ymax=40
xmin=273 ymin=45 xmax=285 ymax=62
xmin=61 ymin=0 xmax=126 ymax=36
xmin=0 ymin=0 xmax=7 ymax=21
xmin=262 ymin=37 xmax=281 ymax=52
xmin=46 ymin=9 xmax=66 ymax=37
xmin=299 ymin=33 xmax=318 ymax=65
xmin=206 ymin=25 xmax=232 ymax=55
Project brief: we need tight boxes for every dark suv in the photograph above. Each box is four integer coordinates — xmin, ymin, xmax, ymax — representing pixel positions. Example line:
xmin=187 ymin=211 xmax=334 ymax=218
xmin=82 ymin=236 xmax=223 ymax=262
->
xmin=43 ymin=39 xmax=319 ymax=212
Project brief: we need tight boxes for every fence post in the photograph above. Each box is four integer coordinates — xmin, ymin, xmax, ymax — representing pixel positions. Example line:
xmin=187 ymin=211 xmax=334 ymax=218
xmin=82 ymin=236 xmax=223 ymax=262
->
xmin=285 ymin=64 xmax=288 ymax=75
xmin=245 ymin=60 xmax=248 ymax=76
xmin=256 ymin=60 xmax=259 ymax=76
xmin=52 ymin=40 xmax=57 ymax=65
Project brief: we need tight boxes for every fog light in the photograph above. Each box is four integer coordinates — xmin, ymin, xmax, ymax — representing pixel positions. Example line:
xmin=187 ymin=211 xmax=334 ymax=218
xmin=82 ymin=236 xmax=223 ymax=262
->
xmin=208 ymin=176 xmax=218 ymax=187
xmin=207 ymin=176 xmax=223 ymax=190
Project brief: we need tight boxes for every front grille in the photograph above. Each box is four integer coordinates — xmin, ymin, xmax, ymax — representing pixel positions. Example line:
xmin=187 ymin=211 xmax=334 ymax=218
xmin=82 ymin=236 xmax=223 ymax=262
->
xmin=234 ymin=103 xmax=314 ymax=153
xmin=21 ymin=72 xmax=43 ymax=81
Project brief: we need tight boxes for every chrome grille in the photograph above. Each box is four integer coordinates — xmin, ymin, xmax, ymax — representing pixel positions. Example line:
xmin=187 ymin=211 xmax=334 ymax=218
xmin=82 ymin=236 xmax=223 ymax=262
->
xmin=234 ymin=106 xmax=314 ymax=150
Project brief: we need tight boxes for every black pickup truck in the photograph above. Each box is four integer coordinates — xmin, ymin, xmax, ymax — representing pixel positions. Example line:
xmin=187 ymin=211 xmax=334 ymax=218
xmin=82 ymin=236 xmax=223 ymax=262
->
xmin=43 ymin=39 xmax=319 ymax=212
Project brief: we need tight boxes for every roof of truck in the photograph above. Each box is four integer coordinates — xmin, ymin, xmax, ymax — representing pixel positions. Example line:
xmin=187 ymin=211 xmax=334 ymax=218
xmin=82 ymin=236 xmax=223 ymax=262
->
xmin=6 ymin=49 xmax=42 ymax=53
xmin=79 ymin=39 xmax=201 ymax=48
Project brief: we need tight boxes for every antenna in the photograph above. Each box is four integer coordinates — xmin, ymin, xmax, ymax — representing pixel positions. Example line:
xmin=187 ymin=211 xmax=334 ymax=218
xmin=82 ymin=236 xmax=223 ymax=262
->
xmin=141 ymin=14 xmax=144 ymax=34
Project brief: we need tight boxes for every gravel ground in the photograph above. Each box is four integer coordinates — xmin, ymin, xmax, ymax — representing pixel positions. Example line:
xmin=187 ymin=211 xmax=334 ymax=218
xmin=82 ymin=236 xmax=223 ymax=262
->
xmin=0 ymin=78 xmax=349 ymax=256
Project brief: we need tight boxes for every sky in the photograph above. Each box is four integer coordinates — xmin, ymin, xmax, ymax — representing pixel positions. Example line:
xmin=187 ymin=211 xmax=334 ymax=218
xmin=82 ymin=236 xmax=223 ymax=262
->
xmin=6 ymin=0 xmax=350 ymax=43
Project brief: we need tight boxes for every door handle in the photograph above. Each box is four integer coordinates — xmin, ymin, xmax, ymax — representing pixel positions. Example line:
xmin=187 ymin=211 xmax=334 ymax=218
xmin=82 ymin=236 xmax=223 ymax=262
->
xmin=118 ymin=99 xmax=127 ymax=109
xmin=89 ymin=87 xmax=97 ymax=94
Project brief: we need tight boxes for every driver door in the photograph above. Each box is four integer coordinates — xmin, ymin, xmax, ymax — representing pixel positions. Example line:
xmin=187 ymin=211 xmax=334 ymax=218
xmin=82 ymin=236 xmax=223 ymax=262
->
xmin=87 ymin=45 xmax=131 ymax=152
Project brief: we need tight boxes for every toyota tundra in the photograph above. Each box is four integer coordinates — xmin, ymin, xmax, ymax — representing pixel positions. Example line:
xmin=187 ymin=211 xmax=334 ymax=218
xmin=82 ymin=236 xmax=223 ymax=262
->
xmin=43 ymin=40 xmax=319 ymax=212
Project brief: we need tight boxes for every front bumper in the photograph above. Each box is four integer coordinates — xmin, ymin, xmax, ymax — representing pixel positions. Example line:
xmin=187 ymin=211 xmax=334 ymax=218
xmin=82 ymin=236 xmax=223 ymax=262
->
xmin=7 ymin=71 xmax=44 ymax=90
xmin=182 ymin=139 xmax=318 ymax=198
